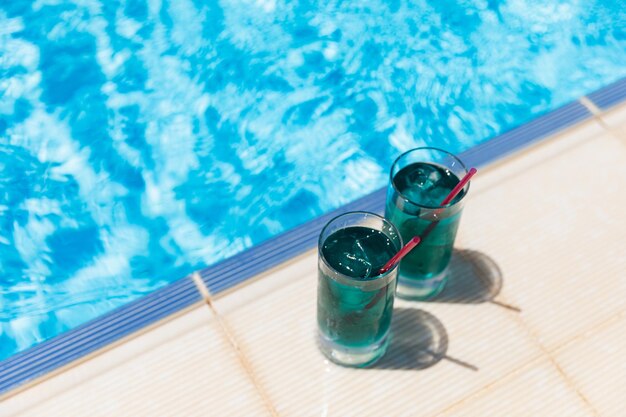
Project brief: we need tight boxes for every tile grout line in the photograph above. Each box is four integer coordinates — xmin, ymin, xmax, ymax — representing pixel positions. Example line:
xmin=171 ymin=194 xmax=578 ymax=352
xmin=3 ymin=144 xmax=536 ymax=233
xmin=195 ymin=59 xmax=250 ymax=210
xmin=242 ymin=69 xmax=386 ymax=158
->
xmin=431 ymin=355 xmax=548 ymax=417
xmin=579 ymin=97 xmax=603 ymax=116
xmin=495 ymin=296 xmax=600 ymax=416
xmin=545 ymin=357 xmax=599 ymax=417
xmin=579 ymin=97 xmax=626 ymax=145
xmin=429 ymin=280 xmax=607 ymax=416
xmin=191 ymin=273 xmax=279 ymax=417
xmin=546 ymin=308 xmax=626 ymax=356
xmin=430 ymin=307 xmax=600 ymax=417
xmin=424 ymin=290 xmax=548 ymax=416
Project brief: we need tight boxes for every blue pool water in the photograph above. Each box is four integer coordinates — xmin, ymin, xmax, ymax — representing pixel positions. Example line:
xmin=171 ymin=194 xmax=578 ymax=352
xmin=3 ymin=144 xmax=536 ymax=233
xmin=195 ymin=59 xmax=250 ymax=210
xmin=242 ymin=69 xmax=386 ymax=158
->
xmin=1 ymin=0 xmax=625 ymax=361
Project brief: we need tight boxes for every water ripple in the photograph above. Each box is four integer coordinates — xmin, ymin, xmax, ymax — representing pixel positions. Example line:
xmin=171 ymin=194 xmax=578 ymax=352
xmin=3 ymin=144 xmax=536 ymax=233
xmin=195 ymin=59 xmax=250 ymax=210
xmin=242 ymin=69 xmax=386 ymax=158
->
xmin=0 ymin=0 xmax=625 ymax=360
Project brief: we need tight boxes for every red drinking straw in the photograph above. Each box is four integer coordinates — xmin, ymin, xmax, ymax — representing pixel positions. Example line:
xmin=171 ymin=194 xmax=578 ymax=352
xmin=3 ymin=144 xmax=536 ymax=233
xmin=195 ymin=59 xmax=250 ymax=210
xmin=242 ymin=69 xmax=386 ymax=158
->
xmin=378 ymin=236 xmax=421 ymax=274
xmin=440 ymin=167 xmax=477 ymax=206
xmin=378 ymin=167 xmax=478 ymax=275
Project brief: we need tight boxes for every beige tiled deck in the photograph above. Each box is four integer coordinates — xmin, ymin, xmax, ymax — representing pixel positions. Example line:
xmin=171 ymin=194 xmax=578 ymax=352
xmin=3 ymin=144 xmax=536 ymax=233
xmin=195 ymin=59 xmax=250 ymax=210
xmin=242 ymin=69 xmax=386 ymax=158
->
xmin=3 ymin=101 xmax=626 ymax=416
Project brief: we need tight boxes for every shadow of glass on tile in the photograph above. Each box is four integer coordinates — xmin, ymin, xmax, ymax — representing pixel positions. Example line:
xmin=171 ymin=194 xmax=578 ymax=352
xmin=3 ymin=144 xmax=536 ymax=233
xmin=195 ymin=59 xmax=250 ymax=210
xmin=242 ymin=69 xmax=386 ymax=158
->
xmin=372 ymin=308 xmax=477 ymax=371
xmin=433 ymin=250 xmax=520 ymax=312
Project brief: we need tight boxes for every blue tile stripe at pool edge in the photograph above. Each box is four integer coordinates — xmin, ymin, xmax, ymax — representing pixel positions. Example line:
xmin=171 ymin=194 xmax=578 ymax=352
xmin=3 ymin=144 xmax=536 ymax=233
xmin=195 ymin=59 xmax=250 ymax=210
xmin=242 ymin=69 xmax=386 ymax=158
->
xmin=1 ymin=78 xmax=625 ymax=396
xmin=586 ymin=76 xmax=626 ymax=110
xmin=458 ymin=100 xmax=591 ymax=168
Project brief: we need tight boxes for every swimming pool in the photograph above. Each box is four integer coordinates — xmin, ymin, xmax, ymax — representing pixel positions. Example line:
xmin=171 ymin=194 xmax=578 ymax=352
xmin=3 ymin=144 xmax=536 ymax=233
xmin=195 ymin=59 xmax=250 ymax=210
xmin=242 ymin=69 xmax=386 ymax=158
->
xmin=1 ymin=0 xmax=625 ymax=362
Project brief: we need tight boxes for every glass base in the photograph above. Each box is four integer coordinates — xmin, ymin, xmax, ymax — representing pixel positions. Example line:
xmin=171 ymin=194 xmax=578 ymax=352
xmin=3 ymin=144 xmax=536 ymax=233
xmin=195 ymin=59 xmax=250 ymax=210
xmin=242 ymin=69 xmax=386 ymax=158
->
xmin=396 ymin=267 xmax=448 ymax=300
xmin=318 ymin=331 xmax=390 ymax=367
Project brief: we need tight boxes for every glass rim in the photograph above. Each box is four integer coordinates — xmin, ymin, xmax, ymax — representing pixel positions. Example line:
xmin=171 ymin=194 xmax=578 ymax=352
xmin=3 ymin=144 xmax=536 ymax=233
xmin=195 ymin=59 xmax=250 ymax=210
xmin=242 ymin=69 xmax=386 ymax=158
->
xmin=389 ymin=146 xmax=469 ymax=210
xmin=318 ymin=211 xmax=402 ymax=283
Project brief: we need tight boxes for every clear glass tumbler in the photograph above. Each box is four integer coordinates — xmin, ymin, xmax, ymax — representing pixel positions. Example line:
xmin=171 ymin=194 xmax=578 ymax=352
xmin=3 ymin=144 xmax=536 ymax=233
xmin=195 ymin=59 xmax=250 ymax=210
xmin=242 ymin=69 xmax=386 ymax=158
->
xmin=385 ymin=147 xmax=469 ymax=300
xmin=317 ymin=211 xmax=402 ymax=367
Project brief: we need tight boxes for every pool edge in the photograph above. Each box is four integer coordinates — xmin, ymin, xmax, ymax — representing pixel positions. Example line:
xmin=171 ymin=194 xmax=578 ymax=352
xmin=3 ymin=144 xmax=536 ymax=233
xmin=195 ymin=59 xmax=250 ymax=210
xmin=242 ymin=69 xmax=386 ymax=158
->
xmin=0 ymin=77 xmax=623 ymax=397
xmin=0 ymin=277 xmax=201 ymax=396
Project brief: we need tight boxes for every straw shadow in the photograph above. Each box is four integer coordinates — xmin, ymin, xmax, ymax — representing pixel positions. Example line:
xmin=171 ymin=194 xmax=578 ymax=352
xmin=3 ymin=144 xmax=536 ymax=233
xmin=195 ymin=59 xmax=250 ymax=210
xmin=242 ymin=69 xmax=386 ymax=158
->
xmin=373 ymin=308 xmax=477 ymax=371
xmin=432 ymin=250 xmax=504 ymax=304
